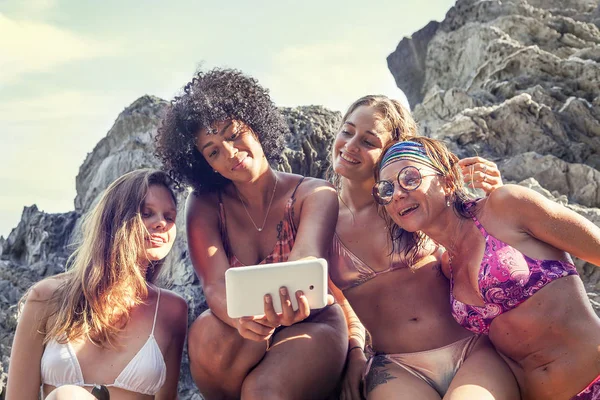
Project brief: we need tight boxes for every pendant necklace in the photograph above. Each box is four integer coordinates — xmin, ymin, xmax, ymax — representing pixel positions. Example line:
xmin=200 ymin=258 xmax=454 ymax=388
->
xmin=237 ymin=175 xmax=278 ymax=232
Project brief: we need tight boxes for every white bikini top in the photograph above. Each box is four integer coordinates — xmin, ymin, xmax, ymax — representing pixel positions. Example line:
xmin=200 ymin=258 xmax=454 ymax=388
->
xmin=40 ymin=289 xmax=167 ymax=395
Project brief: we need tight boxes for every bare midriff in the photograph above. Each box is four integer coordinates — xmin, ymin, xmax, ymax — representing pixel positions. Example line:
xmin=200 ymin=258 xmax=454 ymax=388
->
xmin=345 ymin=259 xmax=472 ymax=354
xmin=489 ymin=276 xmax=600 ymax=400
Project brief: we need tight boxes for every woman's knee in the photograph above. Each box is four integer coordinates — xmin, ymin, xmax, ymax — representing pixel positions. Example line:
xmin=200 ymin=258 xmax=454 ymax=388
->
xmin=46 ymin=385 xmax=95 ymax=400
xmin=188 ymin=310 xmax=238 ymax=369
xmin=189 ymin=309 xmax=266 ymax=379
xmin=241 ymin=375 xmax=288 ymax=400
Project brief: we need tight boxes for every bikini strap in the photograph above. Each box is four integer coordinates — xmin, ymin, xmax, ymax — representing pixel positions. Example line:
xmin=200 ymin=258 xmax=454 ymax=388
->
xmin=217 ymin=191 xmax=233 ymax=259
xmin=283 ymin=177 xmax=305 ymax=236
xmin=217 ymin=191 xmax=226 ymax=222
xmin=151 ymin=289 xmax=161 ymax=336
xmin=290 ymin=176 xmax=305 ymax=199
xmin=465 ymin=200 xmax=488 ymax=238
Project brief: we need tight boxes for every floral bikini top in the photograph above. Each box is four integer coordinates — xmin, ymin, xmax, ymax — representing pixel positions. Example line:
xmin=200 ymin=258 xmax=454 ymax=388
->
xmin=449 ymin=201 xmax=579 ymax=335
xmin=218 ymin=177 xmax=304 ymax=267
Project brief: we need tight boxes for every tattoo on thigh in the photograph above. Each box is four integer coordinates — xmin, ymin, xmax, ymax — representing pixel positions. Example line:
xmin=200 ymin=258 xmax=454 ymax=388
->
xmin=366 ymin=357 xmax=397 ymax=395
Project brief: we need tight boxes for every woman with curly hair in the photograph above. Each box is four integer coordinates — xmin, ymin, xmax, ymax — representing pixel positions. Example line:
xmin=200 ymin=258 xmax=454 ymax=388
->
xmin=6 ymin=169 xmax=188 ymax=400
xmin=328 ymin=96 xmax=519 ymax=400
xmin=373 ymin=136 xmax=600 ymax=400
xmin=156 ymin=68 xmax=347 ymax=400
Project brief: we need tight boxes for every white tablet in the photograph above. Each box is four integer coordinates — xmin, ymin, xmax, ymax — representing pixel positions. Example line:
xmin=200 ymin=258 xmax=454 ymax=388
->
xmin=225 ymin=258 xmax=328 ymax=318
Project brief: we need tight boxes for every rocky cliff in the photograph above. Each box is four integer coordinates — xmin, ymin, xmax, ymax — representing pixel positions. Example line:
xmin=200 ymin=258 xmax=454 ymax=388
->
xmin=389 ymin=0 xmax=600 ymax=290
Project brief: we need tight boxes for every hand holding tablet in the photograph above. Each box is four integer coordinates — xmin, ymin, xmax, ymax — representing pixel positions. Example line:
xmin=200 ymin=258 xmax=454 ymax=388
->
xmin=225 ymin=258 xmax=329 ymax=319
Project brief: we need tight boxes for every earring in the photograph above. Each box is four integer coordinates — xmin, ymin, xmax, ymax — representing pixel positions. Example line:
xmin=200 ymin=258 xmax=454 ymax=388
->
xmin=213 ymin=169 xmax=218 ymax=174
xmin=446 ymin=197 xmax=451 ymax=207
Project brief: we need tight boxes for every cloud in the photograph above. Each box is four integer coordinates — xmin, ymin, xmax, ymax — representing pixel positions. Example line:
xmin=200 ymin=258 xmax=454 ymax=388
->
xmin=24 ymin=0 xmax=58 ymax=14
xmin=0 ymin=90 xmax=121 ymax=122
xmin=0 ymin=13 xmax=118 ymax=84
xmin=264 ymin=41 xmax=408 ymax=112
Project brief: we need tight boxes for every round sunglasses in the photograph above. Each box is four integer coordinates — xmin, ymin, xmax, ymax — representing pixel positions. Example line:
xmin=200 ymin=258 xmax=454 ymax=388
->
xmin=372 ymin=165 xmax=442 ymax=205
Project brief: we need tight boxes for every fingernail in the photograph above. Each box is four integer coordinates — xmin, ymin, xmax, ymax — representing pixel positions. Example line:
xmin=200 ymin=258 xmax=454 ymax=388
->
xmin=296 ymin=290 xmax=304 ymax=297
xmin=280 ymin=287 xmax=287 ymax=295
xmin=265 ymin=294 xmax=271 ymax=303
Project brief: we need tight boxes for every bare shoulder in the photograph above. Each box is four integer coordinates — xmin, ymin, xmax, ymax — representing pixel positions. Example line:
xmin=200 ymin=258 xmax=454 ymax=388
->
xmin=28 ymin=277 xmax=66 ymax=302
xmin=185 ymin=190 xmax=219 ymax=218
xmin=297 ymin=176 xmax=334 ymax=190
xmin=485 ymin=184 xmax=556 ymax=220
xmin=486 ymin=184 xmax=541 ymax=207
xmin=158 ymin=288 xmax=188 ymax=316
xmin=293 ymin=176 xmax=336 ymax=199
xmin=157 ymin=288 xmax=188 ymax=334
xmin=19 ymin=277 xmax=66 ymax=329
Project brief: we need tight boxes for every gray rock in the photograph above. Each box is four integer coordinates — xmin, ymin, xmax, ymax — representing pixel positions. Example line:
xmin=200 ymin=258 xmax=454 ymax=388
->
xmin=74 ymin=95 xmax=168 ymax=214
xmin=279 ymin=106 xmax=341 ymax=178
xmin=501 ymin=152 xmax=600 ymax=207
xmin=386 ymin=21 xmax=440 ymax=107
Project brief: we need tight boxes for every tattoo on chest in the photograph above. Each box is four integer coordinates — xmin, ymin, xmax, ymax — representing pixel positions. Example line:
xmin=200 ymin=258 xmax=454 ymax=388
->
xmin=366 ymin=356 xmax=398 ymax=394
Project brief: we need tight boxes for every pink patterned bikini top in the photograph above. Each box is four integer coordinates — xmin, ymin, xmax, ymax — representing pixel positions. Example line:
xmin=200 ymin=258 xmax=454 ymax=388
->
xmin=450 ymin=201 xmax=579 ymax=335
xmin=219 ymin=177 xmax=304 ymax=267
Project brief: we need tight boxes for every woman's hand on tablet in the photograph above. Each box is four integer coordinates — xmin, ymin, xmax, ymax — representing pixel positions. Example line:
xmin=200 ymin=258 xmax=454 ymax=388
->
xmin=264 ymin=287 xmax=311 ymax=327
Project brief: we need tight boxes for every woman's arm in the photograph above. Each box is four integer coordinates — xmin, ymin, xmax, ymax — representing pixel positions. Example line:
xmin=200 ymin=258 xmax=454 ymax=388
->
xmin=186 ymin=192 xmax=277 ymax=341
xmin=186 ymin=192 xmax=237 ymax=328
xmin=329 ymin=279 xmax=365 ymax=350
xmin=487 ymin=184 xmax=600 ymax=266
xmin=6 ymin=279 xmax=59 ymax=400
xmin=329 ymin=279 xmax=366 ymax=400
xmin=260 ymin=179 xmax=339 ymax=328
xmin=155 ymin=291 xmax=188 ymax=400
xmin=288 ymin=178 xmax=339 ymax=261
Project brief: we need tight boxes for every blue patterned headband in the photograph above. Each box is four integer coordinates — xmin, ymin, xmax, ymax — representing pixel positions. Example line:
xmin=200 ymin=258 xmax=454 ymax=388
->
xmin=379 ymin=141 xmax=442 ymax=173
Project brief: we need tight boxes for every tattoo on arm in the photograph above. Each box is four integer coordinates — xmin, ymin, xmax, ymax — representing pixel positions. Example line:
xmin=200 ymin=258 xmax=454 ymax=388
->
xmin=366 ymin=356 xmax=397 ymax=395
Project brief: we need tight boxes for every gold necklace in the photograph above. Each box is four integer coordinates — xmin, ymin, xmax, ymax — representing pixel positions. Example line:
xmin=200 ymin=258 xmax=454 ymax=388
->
xmin=237 ymin=175 xmax=278 ymax=232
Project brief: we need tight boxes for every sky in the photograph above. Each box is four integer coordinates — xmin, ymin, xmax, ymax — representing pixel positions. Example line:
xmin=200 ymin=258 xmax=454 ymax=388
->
xmin=0 ymin=0 xmax=456 ymax=237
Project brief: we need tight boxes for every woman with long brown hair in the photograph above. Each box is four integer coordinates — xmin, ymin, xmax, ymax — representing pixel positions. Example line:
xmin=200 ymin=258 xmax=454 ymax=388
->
xmin=6 ymin=169 xmax=188 ymax=400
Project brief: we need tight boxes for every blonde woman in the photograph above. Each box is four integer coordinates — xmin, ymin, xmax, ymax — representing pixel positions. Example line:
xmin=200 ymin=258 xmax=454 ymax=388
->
xmin=6 ymin=169 xmax=188 ymax=400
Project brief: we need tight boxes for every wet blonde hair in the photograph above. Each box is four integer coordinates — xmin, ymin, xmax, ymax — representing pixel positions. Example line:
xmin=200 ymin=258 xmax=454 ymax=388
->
xmin=374 ymin=136 xmax=473 ymax=266
xmin=328 ymin=95 xmax=418 ymax=191
xmin=37 ymin=169 xmax=177 ymax=347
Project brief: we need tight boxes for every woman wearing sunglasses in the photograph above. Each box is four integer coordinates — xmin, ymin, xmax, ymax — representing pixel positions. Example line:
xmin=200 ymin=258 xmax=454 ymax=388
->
xmin=374 ymin=136 xmax=600 ymax=400
xmin=329 ymin=95 xmax=518 ymax=400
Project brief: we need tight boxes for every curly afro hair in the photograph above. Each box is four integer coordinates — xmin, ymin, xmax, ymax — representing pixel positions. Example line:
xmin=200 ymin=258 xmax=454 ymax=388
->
xmin=155 ymin=68 xmax=289 ymax=193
